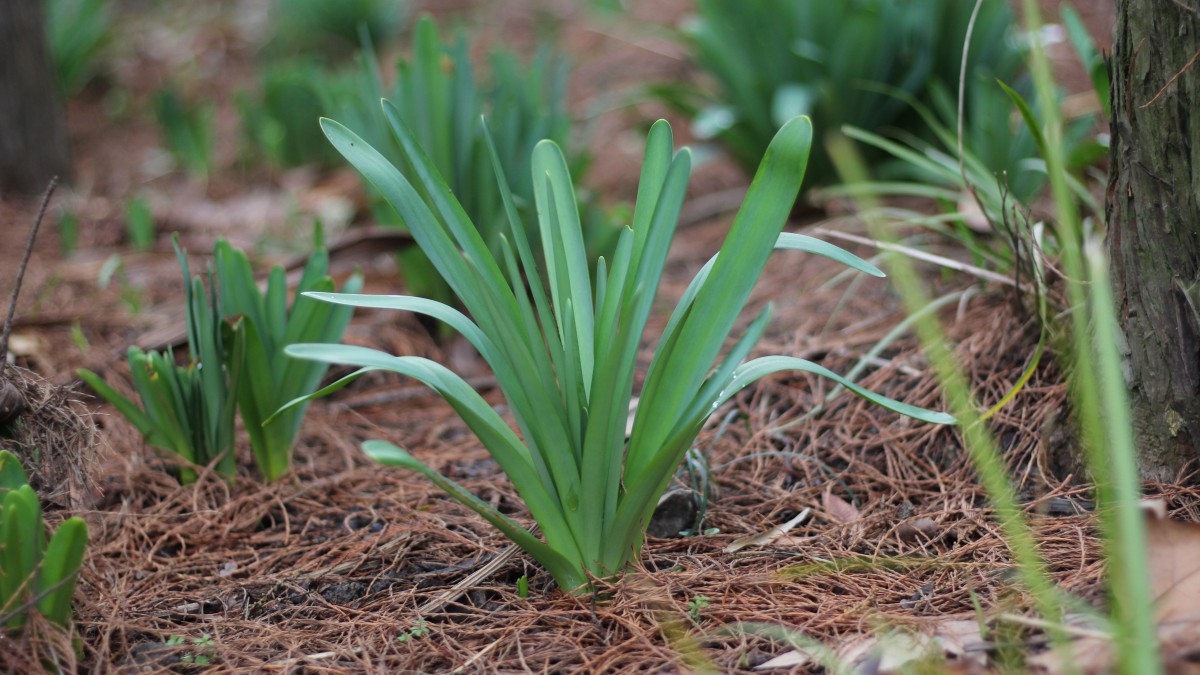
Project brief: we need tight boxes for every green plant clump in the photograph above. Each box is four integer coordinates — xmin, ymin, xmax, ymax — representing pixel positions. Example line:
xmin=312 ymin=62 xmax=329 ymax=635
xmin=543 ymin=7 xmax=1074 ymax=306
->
xmin=279 ymin=106 xmax=954 ymax=592
xmin=44 ymin=0 xmax=113 ymax=96
xmin=0 ymin=451 xmax=88 ymax=630
xmin=154 ymin=87 xmax=214 ymax=178
xmin=241 ymin=14 xmax=615 ymax=301
xmin=265 ymin=0 xmax=407 ymax=60
xmin=79 ymin=235 xmax=361 ymax=483
xmin=662 ymin=0 xmax=1028 ymax=188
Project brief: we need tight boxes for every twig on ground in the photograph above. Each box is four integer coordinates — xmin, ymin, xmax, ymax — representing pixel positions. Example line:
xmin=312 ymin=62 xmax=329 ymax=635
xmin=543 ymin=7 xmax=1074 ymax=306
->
xmin=2 ymin=177 xmax=58 ymax=362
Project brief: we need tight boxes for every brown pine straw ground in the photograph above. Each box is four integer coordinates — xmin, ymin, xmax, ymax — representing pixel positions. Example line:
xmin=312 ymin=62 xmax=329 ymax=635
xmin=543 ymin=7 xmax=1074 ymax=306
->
xmin=0 ymin=1 xmax=1178 ymax=670
xmin=6 ymin=216 xmax=1200 ymax=672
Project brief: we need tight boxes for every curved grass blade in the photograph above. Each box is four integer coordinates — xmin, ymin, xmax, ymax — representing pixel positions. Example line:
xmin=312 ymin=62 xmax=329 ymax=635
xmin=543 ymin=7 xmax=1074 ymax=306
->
xmin=363 ymin=440 xmax=586 ymax=591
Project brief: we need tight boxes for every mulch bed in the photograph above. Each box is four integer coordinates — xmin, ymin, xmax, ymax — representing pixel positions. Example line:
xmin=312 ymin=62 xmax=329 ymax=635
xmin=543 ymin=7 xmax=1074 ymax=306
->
xmin=6 ymin=0 xmax=1188 ymax=672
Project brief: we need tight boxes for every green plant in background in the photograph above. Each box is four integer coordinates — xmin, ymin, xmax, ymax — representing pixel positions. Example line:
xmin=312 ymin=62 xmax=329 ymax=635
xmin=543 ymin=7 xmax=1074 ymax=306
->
xmin=56 ymin=209 xmax=79 ymax=256
xmin=44 ymin=0 xmax=113 ymax=96
xmin=80 ymin=235 xmax=359 ymax=483
xmin=240 ymin=14 xmax=616 ymax=302
xmin=154 ymin=87 xmax=213 ymax=178
xmin=238 ymin=60 xmax=349 ymax=168
xmin=825 ymin=4 xmax=1108 ymax=294
xmin=125 ymin=196 xmax=155 ymax=251
xmin=659 ymin=0 xmax=1028 ymax=188
xmin=212 ymin=234 xmax=363 ymax=482
xmin=0 ymin=450 xmax=88 ymax=630
xmin=353 ymin=14 xmax=616 ymax=300
xmin=97 ymin=253 xmax=145 ymax=315
xmin=278 ymin=108 xmax=953 ymax=592
xmin=80 ymin=240 xmax=240 ymax=484
xmin=265 ymin=0 xmax=407 ymax=60
xmin=1061 ymin=6 xmax=1110 ymax=117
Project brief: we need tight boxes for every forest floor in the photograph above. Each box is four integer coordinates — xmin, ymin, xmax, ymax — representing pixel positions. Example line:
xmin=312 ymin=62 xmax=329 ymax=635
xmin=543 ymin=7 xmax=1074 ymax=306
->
xmin=7 ymin=0 xmax=1199 ymax=673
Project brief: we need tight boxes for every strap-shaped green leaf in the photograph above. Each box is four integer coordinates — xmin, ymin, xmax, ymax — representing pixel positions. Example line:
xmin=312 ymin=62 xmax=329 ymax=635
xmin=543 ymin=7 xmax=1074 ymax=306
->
xmin=720 ymin=356 xmax=957 ymax=425
xmin=0 ymin=451 xmax=27 ymax=493
xmin=76 ymin=368 xmax=157 ymax=443
xmin=284 ymin=343 xmax=583 ymax=563
xmin=532 ymin=140 xmax=594 ymax=394
xmin=1 ymin=486 xmax=42 ymax=629
xmin=36 ymin=517 xmax=88 ymax=626
xmin=303 ymin=292 xmax=496 ymax=360
xmin=363 ymin=440 xmax=586 ymax=591
xmin=631 ymin=116 xmax=812 ymax=477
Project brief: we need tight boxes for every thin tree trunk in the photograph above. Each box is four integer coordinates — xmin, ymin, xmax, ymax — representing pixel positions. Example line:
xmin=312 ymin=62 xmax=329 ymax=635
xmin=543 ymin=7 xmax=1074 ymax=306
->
xmin=1106 ymin=0 xmax=1200 ymax=481
xmin=0 ymin=0 xmax=71 ymax=194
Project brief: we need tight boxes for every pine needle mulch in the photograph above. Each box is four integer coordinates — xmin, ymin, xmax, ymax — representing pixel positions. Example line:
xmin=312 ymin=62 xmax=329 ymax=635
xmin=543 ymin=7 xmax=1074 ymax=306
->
xmin=13 ymin=233 xmax=1192 ymax=673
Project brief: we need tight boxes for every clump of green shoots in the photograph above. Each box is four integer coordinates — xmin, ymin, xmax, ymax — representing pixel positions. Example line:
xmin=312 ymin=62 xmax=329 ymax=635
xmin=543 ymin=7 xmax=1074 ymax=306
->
xmin=659 ymin=0 xmax=1028 ymax=188
xmin=154 ymin=87 xmax=214 ymax=178
xmin=0 ymin=450 xmax=88 ymax=630
xmin=45 ymin=0 xmax=114 ymax=96
xmin=278 ymin=103 xmax=954 ymax=592
xmin=80 ymin=233 xmax=361 ymax=483
xmin=239 ymin=14 xmax=616 ymax=304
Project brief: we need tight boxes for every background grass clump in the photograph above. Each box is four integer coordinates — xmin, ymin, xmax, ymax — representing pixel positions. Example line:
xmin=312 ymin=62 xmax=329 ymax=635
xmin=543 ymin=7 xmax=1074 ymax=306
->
xmin=661 ymin=0 xmax=1035 ymax=189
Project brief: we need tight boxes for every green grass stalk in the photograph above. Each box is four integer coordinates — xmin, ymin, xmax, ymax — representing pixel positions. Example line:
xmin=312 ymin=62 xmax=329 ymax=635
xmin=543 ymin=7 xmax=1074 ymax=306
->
xmin=1020 ymin=1 xmax=1157 ymax=669
xmin=827 ymin=133 xmax=1067 ymax=646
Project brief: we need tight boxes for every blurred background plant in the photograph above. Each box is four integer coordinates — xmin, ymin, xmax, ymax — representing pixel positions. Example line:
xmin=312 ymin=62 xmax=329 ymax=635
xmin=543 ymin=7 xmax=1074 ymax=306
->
xmin=263 ymin=0 xmax=407 ymax=61
xmin=154 ymin=86 xmax=214 ymax=178
xmin=818 ymin=3 xmax=1110 ymax=299
xmin=238 ymin=59 xmax=350 ymax=169
xmin=658 ymin=0 xmax=1041 ymax=191
xmin=44 ymin=0 xmax=113 ymax=96
xmin=239 ymin=13 xmax=618 ymax=303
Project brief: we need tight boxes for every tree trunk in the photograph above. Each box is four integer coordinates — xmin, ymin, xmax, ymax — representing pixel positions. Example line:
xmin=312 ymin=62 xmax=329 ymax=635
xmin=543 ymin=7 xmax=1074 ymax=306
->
xmin=0 ymin=0 xmax=71 ymax=194
xmin=1106 ymin=0 xmax=1200 ymax=481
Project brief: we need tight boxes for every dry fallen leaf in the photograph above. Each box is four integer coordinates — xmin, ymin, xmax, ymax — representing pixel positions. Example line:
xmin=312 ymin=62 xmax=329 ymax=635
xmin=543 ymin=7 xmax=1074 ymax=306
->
xmin=823 ymin=488 xmax=860 ymax=524
xmin=755 ymin=629 xmax=944 ymax=673
xmin=755 ymin=649 xmax=811 ymax=670
xmin=7 ymin=333 xmax=42 ymax=358
xmin=897 ymin=517 xmax=938 ymax=542
xmin=930 ymin=615 xmax=988 ymax=668
xmin=1032 ymin=506 xmax=1200 ymax=673
xmin=1144 ymin=509 xmax=1200 ymax=625
xmin=724 ymin=508 xmax=811 ymax=553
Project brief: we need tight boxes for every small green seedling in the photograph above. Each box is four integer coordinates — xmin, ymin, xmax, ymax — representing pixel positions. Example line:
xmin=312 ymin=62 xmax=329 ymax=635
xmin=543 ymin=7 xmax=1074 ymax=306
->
xmin=396 ymin=619 xmax=430 ymax=643
xmin=166 ymin=633 xmax=216 ymax=665
xmin=687 ymin=594 xmax=710 ymax=622
xmin=516 ymin=574 xmax=529 ymax=599
xmin=125 ymin=196 xmax=155 ymax=250
xmin=45 ymin=0 xmax=114 ymax=96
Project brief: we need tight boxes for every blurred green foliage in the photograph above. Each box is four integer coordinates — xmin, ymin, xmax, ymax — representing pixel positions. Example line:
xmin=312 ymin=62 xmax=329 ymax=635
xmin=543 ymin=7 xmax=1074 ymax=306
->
xmin=44 ymin=0 xmax=113 ymax=95
xmin=660 ymin=0 xmax=1032 ymax=189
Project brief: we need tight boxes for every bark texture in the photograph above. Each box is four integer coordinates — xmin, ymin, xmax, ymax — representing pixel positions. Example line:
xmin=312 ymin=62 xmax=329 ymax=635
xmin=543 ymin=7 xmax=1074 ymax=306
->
xmin=0 ymin=0 xmax=71 ymax=194
xmin=1107 ymin=0 xmax=1200 ymax=481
